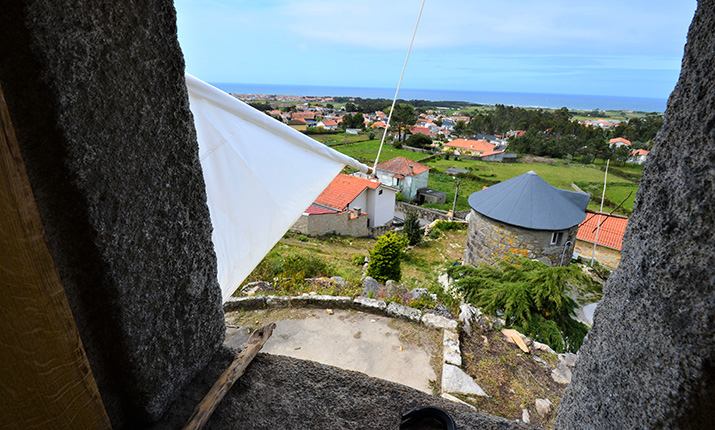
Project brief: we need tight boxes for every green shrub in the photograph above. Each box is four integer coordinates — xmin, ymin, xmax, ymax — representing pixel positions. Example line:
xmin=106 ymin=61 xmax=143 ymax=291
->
xmin=281 ymin=254 xmax=333 ymax=279
xmin=351 ymin=253 xmax=366 ymax=266
xmin=450 ymin=256 xmax=591 ymax=353
xmin=403 ymin=211 xmax=422 ymax=246
xmin=408 ymin=294 xmax=436 ymax=310
xmin=396 ymin=192 xmax=406 ymax=202
xmin=366 ymin=232 xmax=409 ymax=283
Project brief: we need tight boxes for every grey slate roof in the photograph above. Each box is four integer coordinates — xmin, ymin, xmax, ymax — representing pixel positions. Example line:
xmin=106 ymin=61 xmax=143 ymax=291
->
xmin=468 ymin=171 xmax=589 ymax=230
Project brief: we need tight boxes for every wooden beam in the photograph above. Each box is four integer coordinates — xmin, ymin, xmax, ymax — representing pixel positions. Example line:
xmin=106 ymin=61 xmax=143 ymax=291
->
xmin=183 ymin=323 xmax=276 ymax=430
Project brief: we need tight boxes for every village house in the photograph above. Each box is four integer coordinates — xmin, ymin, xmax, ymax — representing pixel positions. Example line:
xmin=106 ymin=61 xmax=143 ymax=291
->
xmin=464 ymin=171 xmax=589 ymax=267
xmin=444 ymin=138 xmax=495 ymax=156
xmin=291 ymin=174 xmax=396 ymax=237
xmin=374 ymin=157 xmax=430 ymax=201
xmin=628 ymin=148 xmax=649 ymax=164
xmin=609 ymin=137 xmax=632 ymax=148
xmin=287 ymin=118 xmax=307 ymax=131
xmin=317 ymin=119 xmax=338 ymax=130
xmin=573 ymin=211 xmax=629 ymax=270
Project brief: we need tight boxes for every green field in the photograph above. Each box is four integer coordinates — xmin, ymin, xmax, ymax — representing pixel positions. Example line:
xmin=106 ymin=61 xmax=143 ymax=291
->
xmin=332 ymin=140 xmax=639 ymax=216
xmin=334 ymin=139 xmax=431 ymax=164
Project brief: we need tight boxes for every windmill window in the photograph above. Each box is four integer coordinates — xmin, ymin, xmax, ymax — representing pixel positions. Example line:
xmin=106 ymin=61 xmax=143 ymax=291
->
xmin=551 ymin=232 xmax=563 ymax=245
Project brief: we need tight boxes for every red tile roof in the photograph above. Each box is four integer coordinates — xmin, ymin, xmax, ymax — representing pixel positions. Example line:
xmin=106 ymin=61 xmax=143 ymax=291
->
xmin=410 ymin=126 xmax=436 ymax=137
xmin=372 ymin=121 xmax=387 ymax=128
xmin=630 ymin=149 xmax=649 ymax=156
xmin=320 ymin=119 xmax=338 ymax=126
xmin=479 ymin=149 xmax=505 ymax=157
xmin=576 ymin=211 xmax=629 ymax=250
xmin=445 ymin=139 xmax=495 ymax=153
xmin=304 ymin=204 xmax=338 ymax=215
xmin=314 ymin=174 xmax=380 ymax=211
xmin=376 ymin=157 xmax=430 ymax=176
xmin=609 ymin=137 xmax=632 ymax=146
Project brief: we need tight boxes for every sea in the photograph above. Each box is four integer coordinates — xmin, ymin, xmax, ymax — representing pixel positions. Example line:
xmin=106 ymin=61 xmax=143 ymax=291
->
xmin=212 ymin=82 xmax=667 ymax=113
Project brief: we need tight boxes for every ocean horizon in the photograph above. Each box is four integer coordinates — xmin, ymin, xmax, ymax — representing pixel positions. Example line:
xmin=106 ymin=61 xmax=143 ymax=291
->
xmin=212 ymin=82 xmax=667 ymax=113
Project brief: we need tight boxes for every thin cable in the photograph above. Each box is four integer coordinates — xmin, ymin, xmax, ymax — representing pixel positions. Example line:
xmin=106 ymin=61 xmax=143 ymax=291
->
xmin=372 ymin=0 xmax=426 ymax=175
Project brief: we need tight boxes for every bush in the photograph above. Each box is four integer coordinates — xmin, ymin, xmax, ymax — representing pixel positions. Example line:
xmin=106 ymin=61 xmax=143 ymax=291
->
xmin=403 ymin=212 xmax=422 ymax=246
xmin=351 ymin=254 xmax=366 ymax=266
xmin=280 ymin=254 xmax=333 ymax=279
xmin=405 ymin=133 xmax=432 ymax=148
xmin=449 ymin=256 xmax=592 ymax=353
xmin=395 ymin=192 xmax=406 ymax=202
xmin=366 ymin=232 xmax=409 ymax=283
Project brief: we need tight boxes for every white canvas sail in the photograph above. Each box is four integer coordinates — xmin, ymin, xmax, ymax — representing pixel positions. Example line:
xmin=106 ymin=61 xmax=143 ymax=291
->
xmin=186 ymin=74 xmax=370 ymax=301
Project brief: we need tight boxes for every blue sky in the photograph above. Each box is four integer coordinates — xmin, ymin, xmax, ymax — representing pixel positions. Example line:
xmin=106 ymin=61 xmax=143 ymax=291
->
xmin=175 ymin=0 xmax=697 ymax=99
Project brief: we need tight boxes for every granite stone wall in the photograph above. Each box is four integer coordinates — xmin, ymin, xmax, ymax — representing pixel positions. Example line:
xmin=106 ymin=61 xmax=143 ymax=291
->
xmin=0 ymin=1 xmax=225 ymax=426
xmin=556 ymin=1 xmax=715 ymax=427
xmin=464 ymin=210 xmax=577 ymax=267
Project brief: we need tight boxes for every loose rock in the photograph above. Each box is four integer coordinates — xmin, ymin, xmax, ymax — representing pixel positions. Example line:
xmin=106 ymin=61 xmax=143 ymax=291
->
xmin=535 ymin=398 xmax=553 ymax=418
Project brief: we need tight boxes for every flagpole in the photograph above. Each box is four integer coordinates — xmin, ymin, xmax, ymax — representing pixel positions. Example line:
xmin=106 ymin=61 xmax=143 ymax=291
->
xmin=591 ymin=159 xmax=609 ymax=267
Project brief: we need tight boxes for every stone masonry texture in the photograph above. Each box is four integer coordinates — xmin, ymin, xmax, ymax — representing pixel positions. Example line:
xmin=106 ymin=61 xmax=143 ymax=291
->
xmin=556 ymin=1 xmax=715 ymax=428
xmin=150 ymin=348 xmax=534 ymax=430
xmin=0 ymin=1 xmax=225 ymax=426
xmin=464 ymin=210 xmax=577 ymax=267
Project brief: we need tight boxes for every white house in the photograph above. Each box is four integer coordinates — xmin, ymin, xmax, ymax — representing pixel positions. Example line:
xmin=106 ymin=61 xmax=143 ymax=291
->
xmin=375 ymin=157 xmax=430 ymax=201
xmin=291 ymin=173 xmax=396 ymax=236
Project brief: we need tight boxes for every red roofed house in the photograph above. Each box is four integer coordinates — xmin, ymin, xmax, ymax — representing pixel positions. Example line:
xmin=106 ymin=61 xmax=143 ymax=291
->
xmin=291 ymin=174 xmax=396 ymax=237
xmin=444 ymin=138 xmax=495 ymax=156
xmin=609 ymin=137 xmax=632 ymax=148
xmin=287 ymin=118 xmax=307 ymax=131
xmin=317 ymin=119 xmax=338 ymax=130
xmin=573 ymin=211 xmax=629 ymax=270
xmin=628 ymin=149 xmax=649 ymax=165
xmin=375 ymin=157 xmax=430 ymax=201
xmin=410 ymin=125 xmax=436 ymax=137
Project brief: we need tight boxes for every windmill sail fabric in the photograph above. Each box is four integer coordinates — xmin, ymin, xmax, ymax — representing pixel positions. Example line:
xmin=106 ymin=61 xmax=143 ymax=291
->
xmin=186 ymin=74 xmax=369 ymax=301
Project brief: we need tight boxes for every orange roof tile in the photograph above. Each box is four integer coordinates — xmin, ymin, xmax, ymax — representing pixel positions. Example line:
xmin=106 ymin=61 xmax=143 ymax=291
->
xmin=314 ymin=174 xmax=380 ymax=211
xmin=576 ymin=211 xmax=629 ymax=250
xmin=445 ymin=139 xmax=495 ymax=153
xmin=376 ymin=157 xmax=430 ymax=176
xmin=609 ymin=137 xmax=631 ymax=146
xmin=630 ymin=149 xmax=649 ymax=156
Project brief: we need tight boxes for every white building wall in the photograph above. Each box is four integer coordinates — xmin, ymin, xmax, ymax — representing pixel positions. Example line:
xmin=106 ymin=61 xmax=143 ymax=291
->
xmin=366 ymin=187 xmax=396 ymax=227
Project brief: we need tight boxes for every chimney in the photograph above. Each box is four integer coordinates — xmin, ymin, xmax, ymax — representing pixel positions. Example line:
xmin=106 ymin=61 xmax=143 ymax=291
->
xmin=354 ymin=207 xmax=362 ymax=216
xmin=409 ymin=165 xmax=414 ymax=175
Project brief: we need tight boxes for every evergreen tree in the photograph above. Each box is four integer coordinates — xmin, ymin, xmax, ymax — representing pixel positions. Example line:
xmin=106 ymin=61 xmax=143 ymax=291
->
xmin=366 ymin=232 xmax=409 ymax=283
xmin=403 ymin=212 xmax=422 ymax=246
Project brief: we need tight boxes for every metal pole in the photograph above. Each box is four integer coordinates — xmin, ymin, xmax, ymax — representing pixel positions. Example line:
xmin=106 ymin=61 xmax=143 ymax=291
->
xmin=450 ymin=178 xmax=460 ymax=221
xmin=591 ymin=159 xmax=609 ymax=267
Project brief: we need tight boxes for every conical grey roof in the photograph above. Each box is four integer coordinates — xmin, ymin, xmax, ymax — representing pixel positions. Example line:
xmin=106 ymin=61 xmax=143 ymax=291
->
xmin=468 ymin=171 xmax=589 ymax=230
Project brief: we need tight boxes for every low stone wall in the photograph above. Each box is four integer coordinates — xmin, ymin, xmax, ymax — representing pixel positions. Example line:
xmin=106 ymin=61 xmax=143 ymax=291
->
xmin=291 ymin=212 xmax=369 ymax=237
xmin=396 ymin=201 xmax=467 ymax=222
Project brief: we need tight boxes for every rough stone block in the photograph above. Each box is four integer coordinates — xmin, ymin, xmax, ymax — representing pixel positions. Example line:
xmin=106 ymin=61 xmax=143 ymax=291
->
xmin=556 ymin=5 xmax=715 ymax=427
xmin=0 ymin=2 xmax=225 ymax=424
xmin=386 ymin=302 xmax=422 ymax=322
xmin=352 ymin=297 xmax=387 ymax=314
xmin=291 ymin=295 xmax=352 ymax=309
xmin=443 ymin=329 xmax=462 ymax=366
xmin=361 ymin=276 xmax=382 ymax=297
xmin=442 ymin=364 xmax=488 ymax=397
xmin=223 ymin=296 xmax=266 ymax=312
xmin=266 ymin=296 xmax=291 ymax=308
xmin=422 ymin=312 xmax=459 ymax=330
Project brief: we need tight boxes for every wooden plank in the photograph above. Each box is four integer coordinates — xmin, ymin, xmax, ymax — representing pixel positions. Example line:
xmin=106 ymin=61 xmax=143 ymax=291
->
xmin=0 ymin=83 xmax=112 ymax=430
xmin=183 ymin=323 xmax=276 ymax=430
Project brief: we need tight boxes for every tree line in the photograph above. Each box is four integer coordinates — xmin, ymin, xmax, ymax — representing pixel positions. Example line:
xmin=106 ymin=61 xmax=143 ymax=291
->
xmin=468 ymin=105 xmax=662 ymax=163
